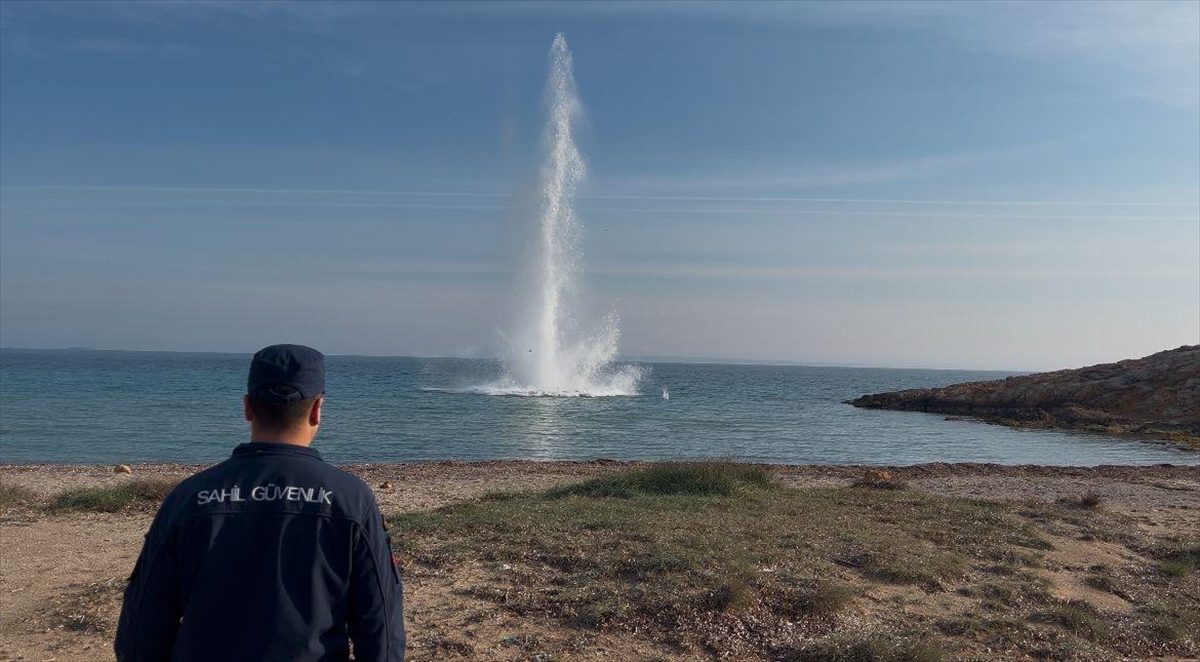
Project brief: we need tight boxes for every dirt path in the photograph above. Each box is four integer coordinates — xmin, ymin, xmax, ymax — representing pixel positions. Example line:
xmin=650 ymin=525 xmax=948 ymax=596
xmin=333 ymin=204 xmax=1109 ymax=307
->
xmin=1 ymin=461 xmax=1197 ymax=661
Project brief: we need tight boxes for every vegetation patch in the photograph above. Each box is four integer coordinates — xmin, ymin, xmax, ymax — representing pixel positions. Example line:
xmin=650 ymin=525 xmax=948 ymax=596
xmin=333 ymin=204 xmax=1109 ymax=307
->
xmin=1154 ymin=544 xmax=1200 ymax=578
xmin=775 ymin=579 xmax=857 ymax=618
xmin=49 ymin=479 xmax=177 ymax=513
xmin=545 ymin=462 xmax=777 ymax=498
xmin=1056 ymin=491 xmax=1104 ymax=510
xmin=1083 ymin=573 xmax=1120 ymax=594
xmin=935 ymin=614 xmax=987 ymax=637
xmin=389 ymin=463 xmax=1111 ymax=657
xmin=48 ymin=577 xmax=125 ymax=635
xmin=1140 ymin=602 xmax=1200 ymax=644
xmin=0 ymin=481 xmax=38 ymax=508
xmin=848 ymin=549 xmax=966 ymax=588
xmin=777 ymin=631 xmax=943 ymax=662
xmin=1030 ymin=600 xmax=1106 ymax=639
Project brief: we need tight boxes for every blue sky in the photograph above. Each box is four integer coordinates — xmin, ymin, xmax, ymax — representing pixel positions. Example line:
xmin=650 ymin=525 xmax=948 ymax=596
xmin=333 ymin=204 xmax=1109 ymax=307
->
xmin=1 ymin=1 xmax=1197 ymax=370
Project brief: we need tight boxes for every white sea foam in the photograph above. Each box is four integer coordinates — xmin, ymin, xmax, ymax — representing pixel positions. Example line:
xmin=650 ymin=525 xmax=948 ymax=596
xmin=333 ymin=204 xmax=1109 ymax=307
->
xmin=476 ymin=34 xmax=641 ymax=398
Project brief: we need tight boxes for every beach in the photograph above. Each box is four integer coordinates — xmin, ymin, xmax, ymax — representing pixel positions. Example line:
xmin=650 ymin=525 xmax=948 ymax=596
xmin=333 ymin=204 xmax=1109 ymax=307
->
xmin=2 ymin=2 xmax=1197 ymax=659
xmin=1 ymin=460 xmax=1197 ymax=661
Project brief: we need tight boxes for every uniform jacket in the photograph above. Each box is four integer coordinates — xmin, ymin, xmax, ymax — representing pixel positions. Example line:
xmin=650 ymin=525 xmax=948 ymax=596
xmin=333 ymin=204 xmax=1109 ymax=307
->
xmin=114 ymin=442 xmax=405 ymax=662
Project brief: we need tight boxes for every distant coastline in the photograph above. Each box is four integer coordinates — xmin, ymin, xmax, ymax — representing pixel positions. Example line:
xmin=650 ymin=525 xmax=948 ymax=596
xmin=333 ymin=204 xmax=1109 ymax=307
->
xmin=847 ymin=346 xmax=1200 ymax=450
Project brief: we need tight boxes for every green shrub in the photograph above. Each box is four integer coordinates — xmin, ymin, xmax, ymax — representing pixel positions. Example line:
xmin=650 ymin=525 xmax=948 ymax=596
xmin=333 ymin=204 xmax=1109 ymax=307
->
xmin=1030 ymin=600 xmax=1105 ymax=638
xmin=1155 ymin=545 xmax=1199 ymax=578
xmin=546 ymin=462 xmax=777 ymax=498
xmin=1141 ymin=602 xmax=1200 ymax=643
xmin=774 ymin=579 xmax=856 ymax=617
xmin=49 ymin=479 xmax=177 ymax=513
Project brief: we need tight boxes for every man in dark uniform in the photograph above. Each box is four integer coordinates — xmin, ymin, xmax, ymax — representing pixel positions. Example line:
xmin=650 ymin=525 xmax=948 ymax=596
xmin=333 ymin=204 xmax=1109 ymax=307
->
xmin=115 ymin=344 xmax=405 ymax=661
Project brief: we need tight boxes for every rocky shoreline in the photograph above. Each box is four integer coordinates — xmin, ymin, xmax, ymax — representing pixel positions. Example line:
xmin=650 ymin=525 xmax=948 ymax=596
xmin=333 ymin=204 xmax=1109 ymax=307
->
xmin=4 ymin=460 xmax=1197 ymax=516
xmin=846 ymin=345 xmax=1200 ymax=449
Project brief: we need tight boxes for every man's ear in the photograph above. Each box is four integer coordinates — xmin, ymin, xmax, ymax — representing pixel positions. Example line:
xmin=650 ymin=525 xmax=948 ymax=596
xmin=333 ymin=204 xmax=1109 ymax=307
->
xmin=309 ymin=396 xmax=323 ymax=428
xmin=243 ymin=394 xmax=253 ymax=422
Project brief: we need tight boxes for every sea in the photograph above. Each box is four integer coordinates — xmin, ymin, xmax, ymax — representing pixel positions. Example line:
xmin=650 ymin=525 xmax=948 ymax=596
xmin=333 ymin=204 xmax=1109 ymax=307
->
xmin=0 ymin=349 xmax=1195 ymax=466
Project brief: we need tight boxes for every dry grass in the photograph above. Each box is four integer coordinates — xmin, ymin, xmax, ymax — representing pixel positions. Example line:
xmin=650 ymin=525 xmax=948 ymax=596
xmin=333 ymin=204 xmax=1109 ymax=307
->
xmin=544 ymin=461 xmax=777 ymax=498
xmin=778 ymin=631 xmax=944 ymax=662
xmin=48 ymin=478 xmax=177 ymax=513
xmin=1140 ymin=602 xmax=1200 ymax=644
xmin=1030 ymin=599 xmax=1106 ymax=639
xmin=0 ymin=481 xmax=38 ymax=508
xmin=1056 ymin=491 xmax=1105 ymax=510
xmin=47 ymin=577 xmax=126 ymax=636
xmin=388 ymin=463 xmax=1200 ymax=659
xmin=1153 ymin=545 xmax=1200 ymax=579
xmin=0 ymin=461 xmax=1195 ymax=661
xmin=392 ymin=463 xmax=1191 ymax=659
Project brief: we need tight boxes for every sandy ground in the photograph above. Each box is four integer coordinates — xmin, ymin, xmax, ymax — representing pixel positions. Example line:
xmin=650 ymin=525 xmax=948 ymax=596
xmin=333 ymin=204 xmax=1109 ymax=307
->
xmin=1 ymin=460 xmax=1197 ymax=661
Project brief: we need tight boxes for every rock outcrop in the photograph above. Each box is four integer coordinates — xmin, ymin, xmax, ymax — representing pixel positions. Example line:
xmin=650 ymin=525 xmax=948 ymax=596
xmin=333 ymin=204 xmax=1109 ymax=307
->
xmin=846 ymin=346 xmax=1200 ymax=449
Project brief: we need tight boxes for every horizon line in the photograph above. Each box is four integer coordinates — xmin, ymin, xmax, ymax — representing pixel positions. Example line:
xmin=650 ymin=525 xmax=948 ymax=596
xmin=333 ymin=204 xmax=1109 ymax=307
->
xmin=0 ymin=345 xmax=1037 ymax=374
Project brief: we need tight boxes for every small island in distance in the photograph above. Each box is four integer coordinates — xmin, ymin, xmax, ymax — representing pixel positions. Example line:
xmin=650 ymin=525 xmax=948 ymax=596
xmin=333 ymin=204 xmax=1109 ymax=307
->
xmin=847 ymin=345 xmax=1200 ymax=449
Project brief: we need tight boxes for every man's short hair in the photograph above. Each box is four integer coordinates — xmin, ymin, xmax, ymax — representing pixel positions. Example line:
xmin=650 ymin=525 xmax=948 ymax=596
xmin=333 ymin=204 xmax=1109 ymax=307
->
xmin=248 ymin=385 xmax=319 ymax=432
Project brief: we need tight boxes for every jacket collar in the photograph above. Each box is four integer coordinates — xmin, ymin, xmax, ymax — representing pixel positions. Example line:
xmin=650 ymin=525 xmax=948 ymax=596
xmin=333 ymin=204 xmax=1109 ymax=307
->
xmin=232 ymin=442 xmax=323 ymax=460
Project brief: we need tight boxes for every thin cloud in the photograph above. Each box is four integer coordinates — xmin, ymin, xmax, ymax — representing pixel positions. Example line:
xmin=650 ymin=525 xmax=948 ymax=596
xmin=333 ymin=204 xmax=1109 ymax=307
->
xmin=11 ymin=248 xmax=504 ymax=280
xmin=863 ymin=237 xmax=1200 ymax=259
xmin=67 ymin=37 xmax=190 ymax=55
xmin=5 ymin=198 xmax=1191 ymax=223
xmin=609 ymin=155 xmax=980 ymax=192
xmin=585 ymin=194 xmax=1198 ymax=208
xmin=105 ymin=1 xmax=1197 ymax=109
xmin=591 ymin=262 xmax=1194 ymax=282
xmin=593 ymin=138 xmax=1130 ymax=199
xmin=16 ymin=244 xmax=1192 ymax=284
xmin=6 ymin=1 xmax=1193 ymax=108
xmin=5 ymin=185 xmax=1194 ymax=209
xmin=405 ymin=1 xmax=1200 ymax=110
xmin=598 ymin=143 xmax=1043 ymax=195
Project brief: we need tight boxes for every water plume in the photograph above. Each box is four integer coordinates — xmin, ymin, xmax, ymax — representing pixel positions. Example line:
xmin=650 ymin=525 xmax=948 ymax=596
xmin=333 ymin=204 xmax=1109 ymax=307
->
xmin=481 ymin=34 xmax=641 ymax=397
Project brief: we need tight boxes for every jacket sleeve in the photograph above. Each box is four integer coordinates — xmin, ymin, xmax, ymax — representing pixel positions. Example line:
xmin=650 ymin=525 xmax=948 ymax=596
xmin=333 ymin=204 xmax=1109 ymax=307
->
xmin=347 ymin=500 xmax=406 ymax=662
xmin=114 ymin=502 xmax=182 ymax=662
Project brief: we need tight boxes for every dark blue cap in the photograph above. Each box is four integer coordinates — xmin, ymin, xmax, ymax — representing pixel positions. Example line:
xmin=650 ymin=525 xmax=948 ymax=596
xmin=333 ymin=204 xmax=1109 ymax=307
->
xmin=247 ymin=344 xmax=325 ymax=404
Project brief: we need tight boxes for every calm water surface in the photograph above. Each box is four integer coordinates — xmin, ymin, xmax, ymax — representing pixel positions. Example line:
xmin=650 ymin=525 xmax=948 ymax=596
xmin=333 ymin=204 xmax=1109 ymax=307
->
xmin=1 ymin=349 xmax=1194 ymax=466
